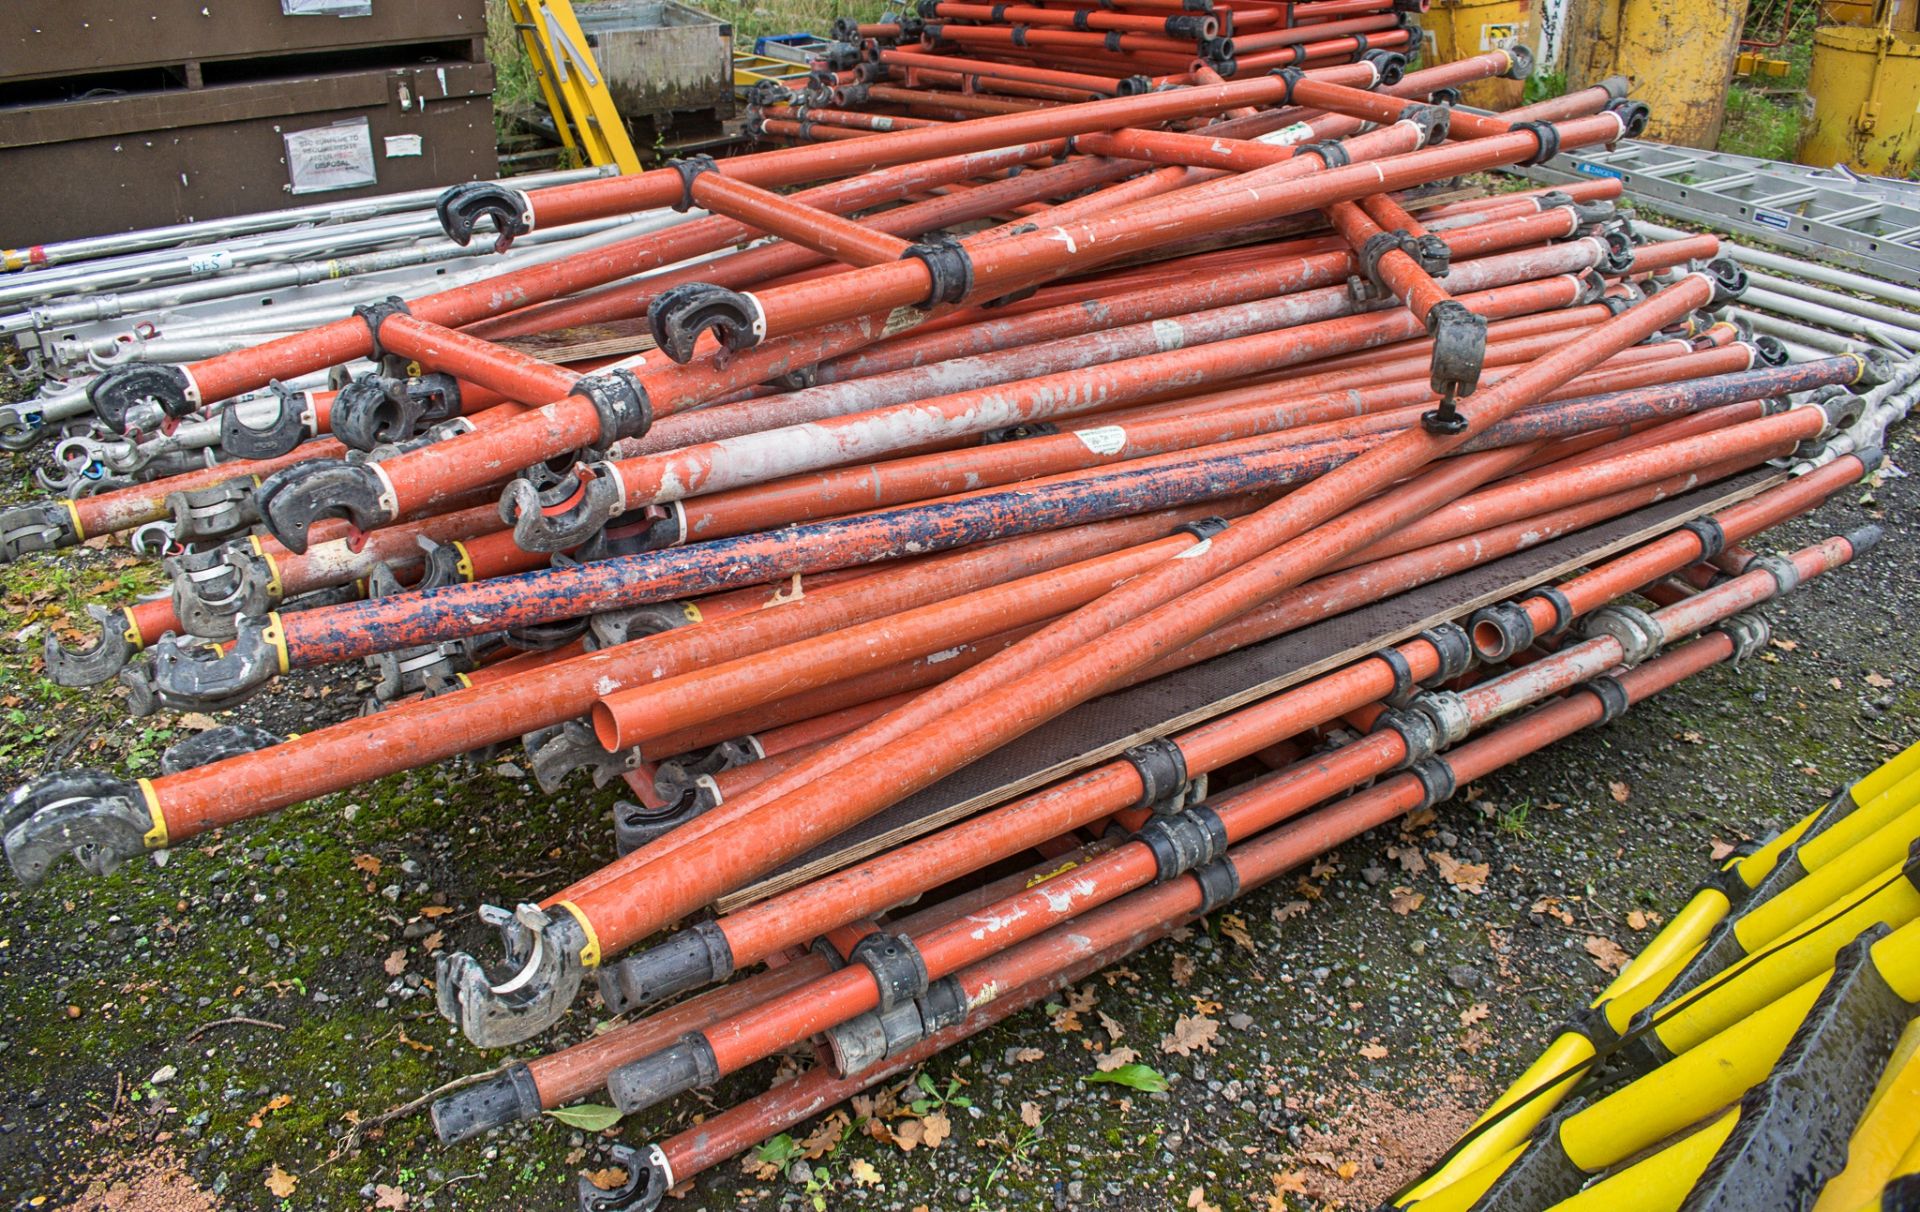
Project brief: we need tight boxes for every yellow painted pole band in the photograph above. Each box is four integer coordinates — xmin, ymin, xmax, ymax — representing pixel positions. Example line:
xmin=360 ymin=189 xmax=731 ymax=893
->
xmin=1549 ymin=1107 xmax=1740 ymax=1212
xmin=263 ymin=614 xmax=290 ymax=674
xmin=63 ymin=499 xmax=86 ymax=541
xmin=1599 ymin=886 xmax=1729 ymax=1006
xmin=1805 ymin=768 xmax=1920 ymax=872
xmin=555 ymin=900 xmax=601 ymax=968
xmin=1854 ymin=740 xmax=1920 ymax=810
xmin=1814 ymin=1018 xmax=1920 ymax=1211
xmin=136 ymin=778 xmax=168 ymax=849
xmin=1401 ymin=1034 xmax=1595 ymax=1202
xmin=452 ymin=541 xmax=476 ymax=583
xmin=120 ymin=607 xmax=143 ymax=652
xmin=1399 ymin=1140 xmax=1529 ymax=1212
xmin=1661 ymin=893 xmax=1920 ymax=1057
xmin=1564 ymin=974 xmax=1826 ymax=1172
xmin=682 ymin=602 xmax=703 ymax=624
xmin=1738 ymin=802 xmax=1920 ymax=953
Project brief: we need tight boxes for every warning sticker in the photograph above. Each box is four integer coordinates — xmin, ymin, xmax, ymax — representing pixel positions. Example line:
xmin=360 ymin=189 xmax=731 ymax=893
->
xmin=285 ymin=119 xmax=377 ymax=195
xmin=1480 ymin=22 xmax=1520 ymax=51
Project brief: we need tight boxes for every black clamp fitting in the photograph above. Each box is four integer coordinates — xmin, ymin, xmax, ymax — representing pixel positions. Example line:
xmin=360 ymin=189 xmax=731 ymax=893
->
xmin=1192 ymin=857 xmax=1240 ymax=916
xmin=1119 ymin=74 xmax=1155 ymax=96
xmin=1805 ymin=384 xmax=1868 ymax=435
xmin=333 ymin=371 xmax=462 ymax=452
xmin=597 ymin=920 xmax=734 ymax=1016
xmin=0 ymin=499 xmax=80 ymax=563
xmin=1717 ymin=612 xmax=1772 ymax=664
xmin=1174 ymin=515 xmax=1229 ymax=541
xmin=159 ymin=723 xmax=283 ymax=775
xmin=589 ymin=599 xmax=701 ymax=649
xmin=1581 ymin=604 xmax=1664 ymax=668
xmin=1607 ymin=98 xmax=1652 ymax=140
xmin=1303 ymin=139 xmax=1351 ymax=169
xmin=1269 ymin=66 xmax=1306 ymax=103
xmin=1514 ymin=119 xmax=1562 ymax=166
xmin=823 ymin=41 xmax=860 ymax=70
xmin=88 ymin=363 xmax=198 ymax=432
xmin=1596 ymin=224 xmax=1638 ymax=275
xmin=1137 ymin=804 xmax=1228 ymax=884
xmin=1346 ymin=274 xmax=1386 ymax=307
xmin=1412 ymin=689 xmax=1472 ymax=748
xmin=1536 ymin=585 xmax=1575 ymax=636
xmin=572 ymin=369 xmax=654 ymax=445
xmin=1165 ymin=13 xmax=1208 ymax=38
xmin=850 ymin=932 xmax=930 ymax=1012
xmin=1199 ymin=36 xmax=1234 ymax=62
xmin=902 ymin=233 xmax=974 ymax=307
xmin=1008 ymin=24 xmax=1028 ymax=46
xmin=1504 ymin=43 xmax=1536 ymax=80
xmin=668 ymin=155 xmax=718 ymax=212
xmin=166 ymin=539 xmax=278 ymax=640
xmin=1378 ymin=645 xmax=1418 ymax=707
xmin=611 ymin=779 xmax=723 ymax=856
xmin=1363 ymin=50 xmax=1408 ymax=86
xmin=647 ymin=282 xmax=766 ymax=364
xmin=1705 ymin=257 xmax=1750 ymax=308
xmin=1371 ymin=707 xmax=1440 ymax=768
xmin=1123 ymin=737 xmax=1190 ymax=812
xmin=505 ymin=460 xmax=628 ymax=553
xmin=1399 ymin=102 xmax=1453 ymax=147
xmin=1582 ymin=673 xmax=1630 ymax=725
xmin=255 ymin=458 xmax=393 ymax=554
xmin=1423 ymin=300 xmax=1488 ymax=437
xmin=165 ymin=476 xmax=260 ymax=544
xmin=220 ymin=382 xmax=310 ymax=460
xmin=824 ymin=975 xmax=967 ymax=1078
xmin=436 ymin=181 xmax=535 ymax=248
xmin=1409 ymin=757 xmax=1457 ymax=810
xmin=1845 ymin=524 xmax=1884 ymax=559
xmin=121 ymin=613 xmax=283 ymax=716
xmin=1751 ymin=334 xmax=1791 ymax=367
xmin=1467 ymin=600 xmax=1538 ymax=663
xmin=1748 ymin=552 xmax=1802 ymax=595
xmin=1421 ymin=622 xmax=1476 ymax=683
xmin=523 ymin=719 xmax=643 ymax=794
xmin=1681 ymin=516 xmax=1728 ymax=560
xmin=43 ymin=603 xmax=142 ymax=688
xmin=2 ymin=768 xmax=155 ymax=887
xmin=352 ymin=296 xmax=412 ymax=363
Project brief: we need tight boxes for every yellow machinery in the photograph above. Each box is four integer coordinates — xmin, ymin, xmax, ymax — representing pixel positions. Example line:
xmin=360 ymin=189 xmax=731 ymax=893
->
xmin=1417 ymin=0 xmax=1532 ymax=110
xmin=1562 ymin=0 xmax=1749 ymax=149
xmin=1802 ymin=10 xmax=1920 ymax=175
xmin=504 ymin=0 xmax=644 ymax=174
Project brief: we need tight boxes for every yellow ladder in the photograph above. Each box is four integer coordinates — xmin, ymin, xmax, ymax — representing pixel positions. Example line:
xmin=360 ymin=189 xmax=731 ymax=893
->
xmin=505 ymin=0 xmax=644 ymax=174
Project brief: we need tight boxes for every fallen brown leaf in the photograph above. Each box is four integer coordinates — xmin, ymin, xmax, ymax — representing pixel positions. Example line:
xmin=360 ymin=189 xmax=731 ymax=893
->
xmin=1160 ymin=1014 xmax=1220 ymax=1057
xmin=1358 ymin=1042 xmax=1388 ymax=1060
xmin=264 ymin=1165 xmax=297 ymax=1198
xmin=1389 ymin=887 xmax=1424 ymax=916
xmin=1584 ymin=935 xmax=1631 ymax=974
xmin=1608 ymin=781 xmax=1631 ymax=804
xmin=1459 ymin=1003 xmax=1490 ymax=1028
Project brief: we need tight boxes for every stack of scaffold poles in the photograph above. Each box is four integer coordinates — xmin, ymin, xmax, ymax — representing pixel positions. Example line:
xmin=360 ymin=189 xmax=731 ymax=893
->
xmin=0 ymin=33 xmax=1912 ymax=1212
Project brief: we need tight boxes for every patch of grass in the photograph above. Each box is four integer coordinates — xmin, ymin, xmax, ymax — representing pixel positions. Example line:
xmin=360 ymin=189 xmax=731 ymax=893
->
xmin=1720 ymin=86 xmax=1805 ymax=161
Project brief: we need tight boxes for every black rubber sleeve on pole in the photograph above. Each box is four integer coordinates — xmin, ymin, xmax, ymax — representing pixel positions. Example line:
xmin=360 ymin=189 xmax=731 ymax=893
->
xmin=1468 ymin=600 xmax=1537 ymax=663
xmin=1138 ymin=805 xmax=1228 ymax=883
xmin=1514 ymin=119 xmax=1562 ymax=166
xmin=902 ymin=233 xmax=974 ymax=306
xmin=1269 ymin=66 xmax=1306 ymax=103
xmin=1421 ymin=623 xmax=1475 ymax=683
xmin=606 ymin=1034 xmax=720 ymax=1114
xmin=1536 ymin=585 xmax=1575 ymax=636
xmin=1582 ymin=674 xmax=1630 ymax=726
xmin=1305 ymin=139 xmax=1351 ymax=169
xmin=1410 ymin=758 xmax=1457 ymax=810
xmin=668 ymin=155 xmax=718 ymax=212
xmin=1123 ymin=737 xmax=1190 ymax=811
xmin=597 ymin=920 xmax=735 ymax=1015
xmin=1379 ymin=646 xmax=1417 ymax=707
xmin=851 ymin=933 xmax=931 ymax=1012
xmin=1192 ymin=857 xmax=1240 ymax=915
xmin=1174 ymin=515 xmax=1229 ymax=541
xmin=1682 ymin=516 xmax=1728 ymax=561
xmin=432 ymin=1062 xmax=543 ymax=1143
xmin=571 ymin=368 xmax=653 ymax=445
xmin=352 ymin=296 xmax=412 ymax=362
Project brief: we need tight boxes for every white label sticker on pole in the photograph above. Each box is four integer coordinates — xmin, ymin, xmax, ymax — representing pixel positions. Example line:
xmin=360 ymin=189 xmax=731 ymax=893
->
xmin=384 ymin=134 xmax=425 ymax=158
xmin=285 ymin=119 xmax=378 ymax=195
xmin=1257 ymin=122 xmax=1316 ymax=147
xmin=282 ymin=0 xmax=373 ymax=15
xmin=1073 ymin=426 xmax=1127 ymax=455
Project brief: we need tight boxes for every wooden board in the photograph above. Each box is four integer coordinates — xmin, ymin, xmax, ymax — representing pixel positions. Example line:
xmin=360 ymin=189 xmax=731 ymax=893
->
xmin=715 ymin=468 xmax=1783 ymax=911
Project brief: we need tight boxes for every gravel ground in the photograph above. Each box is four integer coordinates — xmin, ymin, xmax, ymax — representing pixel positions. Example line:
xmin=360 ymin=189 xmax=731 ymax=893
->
xmin=0 ymin=408 xmax=1913 ymax=1212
